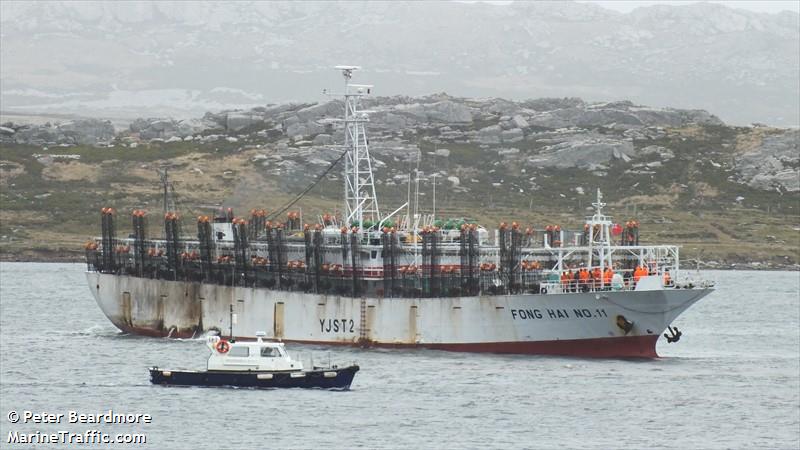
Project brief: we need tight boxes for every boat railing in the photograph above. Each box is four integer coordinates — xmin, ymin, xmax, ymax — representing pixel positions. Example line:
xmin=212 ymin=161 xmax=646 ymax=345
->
xmin=293 ymin=350 xmax=357 ymax=370
xmin=539 ymin=277 xmax=661 ymax=295
xmin=85 ymin=233 xmax=682 ymax=298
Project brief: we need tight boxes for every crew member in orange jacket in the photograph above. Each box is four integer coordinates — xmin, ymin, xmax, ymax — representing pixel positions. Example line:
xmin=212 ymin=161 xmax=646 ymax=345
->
xmin=633 ymin=265 xmax=645 ymax=284
xmin=603 ymin=266 xmax=613 ymax=289
xmin=578 ymin=267 xmax=590 ymax=292
xmin=591 ymin=267 xmax=602 ymax=290
xmin=567 ymin=269 xmax=576 ymax=292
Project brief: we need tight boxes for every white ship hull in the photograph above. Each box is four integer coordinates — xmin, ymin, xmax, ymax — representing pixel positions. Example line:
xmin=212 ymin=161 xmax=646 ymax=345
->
xmin=87 ymin=272 xmax=711 ymax=358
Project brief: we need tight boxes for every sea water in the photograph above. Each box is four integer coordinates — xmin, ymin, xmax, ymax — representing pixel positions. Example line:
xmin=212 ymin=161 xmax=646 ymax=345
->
xmin=0 ymin=263 xmax=797 ymax=449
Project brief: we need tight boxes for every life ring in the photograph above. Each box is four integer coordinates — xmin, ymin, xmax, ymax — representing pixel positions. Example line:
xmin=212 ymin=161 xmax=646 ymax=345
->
xmin=541 ymin=287 xmax=547 ymax=295
xmin=216 ymin=340 xmax=230 ymax=354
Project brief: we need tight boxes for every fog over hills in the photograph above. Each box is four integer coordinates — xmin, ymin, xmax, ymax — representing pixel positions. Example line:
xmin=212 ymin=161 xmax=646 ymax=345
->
xmin=1 ymin=1 xmax=798 ymax=125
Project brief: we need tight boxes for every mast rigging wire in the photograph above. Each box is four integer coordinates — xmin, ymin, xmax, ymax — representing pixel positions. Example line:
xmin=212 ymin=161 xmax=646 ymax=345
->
xmin=266 ymin=150 xmax=348 ymax=222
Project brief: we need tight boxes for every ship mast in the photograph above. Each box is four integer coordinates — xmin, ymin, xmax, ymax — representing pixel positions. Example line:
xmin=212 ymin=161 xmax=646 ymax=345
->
xmin=158 ymin=166 xmax=176 ymax=215
xmin=333 ymin=65 xmax=380 ymax=230
xmin=587 ymin=188 xmax=611 ymax=269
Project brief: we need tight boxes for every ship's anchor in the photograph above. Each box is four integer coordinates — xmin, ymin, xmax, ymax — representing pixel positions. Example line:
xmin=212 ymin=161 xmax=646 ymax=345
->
xmin=616 ymin=315 xmax=634 ymax=335
xmin=664 ymin=326 xmax=682 ymax=343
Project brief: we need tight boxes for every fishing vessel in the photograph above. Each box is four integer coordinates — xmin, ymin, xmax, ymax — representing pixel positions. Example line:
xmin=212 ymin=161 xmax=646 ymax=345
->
xmin=150 ymin=332 xmax=359 ymax=389
xmin=85 ymin=66 xmax=713 ymax=358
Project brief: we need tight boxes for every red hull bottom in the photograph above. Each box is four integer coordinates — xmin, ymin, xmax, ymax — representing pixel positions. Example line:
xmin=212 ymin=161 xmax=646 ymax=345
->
xmin=419 ymin=336 xmax=659 ymax=358
xmin=115 ymin=323 xmax=659 ymax=359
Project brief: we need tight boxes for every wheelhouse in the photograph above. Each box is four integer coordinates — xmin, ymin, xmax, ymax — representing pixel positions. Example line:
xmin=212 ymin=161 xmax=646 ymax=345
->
xmin=206 ymin=334 xmax=303 ymax=372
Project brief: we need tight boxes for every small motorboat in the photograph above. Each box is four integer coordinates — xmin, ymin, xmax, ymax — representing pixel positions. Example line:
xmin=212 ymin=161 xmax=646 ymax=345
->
xmin=150 ymin=332 xmax=359 ymax=390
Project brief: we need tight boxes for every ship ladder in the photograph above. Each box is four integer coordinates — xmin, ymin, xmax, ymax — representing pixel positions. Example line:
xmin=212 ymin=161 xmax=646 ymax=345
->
xmin=359 ymin=298 xmax=370 ymax=346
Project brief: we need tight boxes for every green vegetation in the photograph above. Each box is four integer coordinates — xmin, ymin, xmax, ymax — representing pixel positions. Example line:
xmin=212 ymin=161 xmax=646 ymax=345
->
xmin=0 ymin=124 xmax=798 ymax=267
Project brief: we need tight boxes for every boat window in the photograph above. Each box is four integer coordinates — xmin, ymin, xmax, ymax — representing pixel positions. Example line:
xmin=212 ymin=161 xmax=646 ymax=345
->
xmin=228 ymin=346 xmax=249 ymax=357
xmin=371 ymin=250 xmax=377 ymax=259
xmin=260 ymin=347 xmax=280 ymax=357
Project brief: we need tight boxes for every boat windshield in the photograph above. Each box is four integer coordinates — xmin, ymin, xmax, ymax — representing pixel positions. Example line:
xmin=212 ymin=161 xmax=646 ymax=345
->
xmin=261 ymin=347 xmax=281 ymax=357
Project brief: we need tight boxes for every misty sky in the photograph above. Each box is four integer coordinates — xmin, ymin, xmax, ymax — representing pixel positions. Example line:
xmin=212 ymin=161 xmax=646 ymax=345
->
xmin=584 ymin=0 xmax=799 ymax=14
xmin=1 ymin=0 xmax=797 ymax=125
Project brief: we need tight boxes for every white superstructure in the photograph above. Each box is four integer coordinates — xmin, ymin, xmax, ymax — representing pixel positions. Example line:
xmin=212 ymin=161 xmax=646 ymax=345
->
xmin=205 ymin=333 xmax=301 ymax=372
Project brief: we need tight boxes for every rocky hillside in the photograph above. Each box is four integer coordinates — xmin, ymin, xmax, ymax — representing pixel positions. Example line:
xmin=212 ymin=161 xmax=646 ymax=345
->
xmin=1 ymin=96 xmax=798 ymax=268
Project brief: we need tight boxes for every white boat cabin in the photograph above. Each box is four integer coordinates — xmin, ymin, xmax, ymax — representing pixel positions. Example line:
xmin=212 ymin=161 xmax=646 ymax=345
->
xmin=206 ymin=333 xmax=303 ymax=372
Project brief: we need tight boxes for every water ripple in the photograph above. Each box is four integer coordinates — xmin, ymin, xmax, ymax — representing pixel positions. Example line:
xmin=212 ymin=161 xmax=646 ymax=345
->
xmin=0 ymin=264 xmax=797 ymax=449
